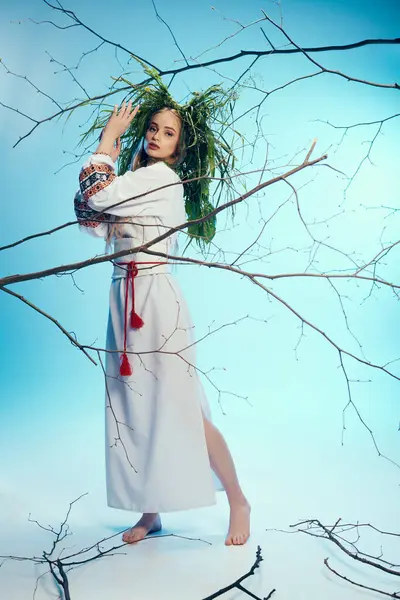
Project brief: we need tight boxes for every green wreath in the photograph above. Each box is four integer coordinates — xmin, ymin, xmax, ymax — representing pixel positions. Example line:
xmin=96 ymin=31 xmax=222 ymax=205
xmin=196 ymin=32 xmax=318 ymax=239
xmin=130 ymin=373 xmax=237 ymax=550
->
xmin=81 ymin=60 xmax=241 ymax=247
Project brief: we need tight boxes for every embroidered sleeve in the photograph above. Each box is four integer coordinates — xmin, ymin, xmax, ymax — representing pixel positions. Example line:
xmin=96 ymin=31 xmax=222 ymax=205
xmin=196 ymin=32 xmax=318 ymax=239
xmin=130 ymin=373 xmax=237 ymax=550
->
xmin=79 ymin=158 xmax=181 ymax=218
xmin=74 ymin=154 xmax=116 ymax=237
xmin=79 ymin=161 xmax=117 ymax=204
xmin=74 ymin=189 xmax=110 ymax=229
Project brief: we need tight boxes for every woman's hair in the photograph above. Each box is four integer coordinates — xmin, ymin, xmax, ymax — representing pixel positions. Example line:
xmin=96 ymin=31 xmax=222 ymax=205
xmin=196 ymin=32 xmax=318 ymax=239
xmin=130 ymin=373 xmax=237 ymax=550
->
xmin=82 ymin=67 xmax=239 ymax=247
xmin=107 ymin=107 xmax=185 ymax=243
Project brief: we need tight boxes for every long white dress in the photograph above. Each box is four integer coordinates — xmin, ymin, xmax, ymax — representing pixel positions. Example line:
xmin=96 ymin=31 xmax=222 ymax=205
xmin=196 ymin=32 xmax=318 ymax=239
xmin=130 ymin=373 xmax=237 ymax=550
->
xmin=75 ymin=154 xmax=222 ymax=513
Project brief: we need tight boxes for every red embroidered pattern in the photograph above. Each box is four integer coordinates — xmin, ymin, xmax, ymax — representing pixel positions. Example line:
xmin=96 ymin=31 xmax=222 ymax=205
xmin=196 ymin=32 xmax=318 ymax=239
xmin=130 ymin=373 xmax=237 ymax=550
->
xmin=74 ymin=190 xmax=109 ymax=229
xmin=80 ymin=220 xmax=101 ymax=228
xmin=79 ymin=163 xmax=116 ymax=203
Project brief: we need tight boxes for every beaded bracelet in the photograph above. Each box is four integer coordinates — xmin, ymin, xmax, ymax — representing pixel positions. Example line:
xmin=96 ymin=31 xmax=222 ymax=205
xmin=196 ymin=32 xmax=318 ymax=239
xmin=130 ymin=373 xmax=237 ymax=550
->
xmin=92 ymin=151 xmax=114 ymax=160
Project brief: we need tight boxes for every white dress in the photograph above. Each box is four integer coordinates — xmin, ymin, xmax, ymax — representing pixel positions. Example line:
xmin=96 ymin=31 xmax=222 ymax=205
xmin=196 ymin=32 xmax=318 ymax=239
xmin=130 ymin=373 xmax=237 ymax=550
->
xmin=75 ymin=154 xmax=221 ymax=513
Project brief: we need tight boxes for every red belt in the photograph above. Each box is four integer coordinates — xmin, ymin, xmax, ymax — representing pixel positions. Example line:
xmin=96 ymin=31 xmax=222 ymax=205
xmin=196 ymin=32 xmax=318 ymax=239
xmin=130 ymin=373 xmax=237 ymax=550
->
xmin=116 ymin=260 xmax=168 ymax=376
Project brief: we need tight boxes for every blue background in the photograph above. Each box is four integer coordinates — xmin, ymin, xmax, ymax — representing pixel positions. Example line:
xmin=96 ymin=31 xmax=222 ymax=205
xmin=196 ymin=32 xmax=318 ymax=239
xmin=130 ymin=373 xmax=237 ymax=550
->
xmin=0 ymin=1 xmax=399 ymax=597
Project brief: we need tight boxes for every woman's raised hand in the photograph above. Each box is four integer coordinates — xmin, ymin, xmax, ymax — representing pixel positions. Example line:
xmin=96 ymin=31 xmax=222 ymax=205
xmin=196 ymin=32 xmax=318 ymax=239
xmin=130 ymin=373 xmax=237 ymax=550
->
xmin=103 ymin=101 xmax=140 ymax=140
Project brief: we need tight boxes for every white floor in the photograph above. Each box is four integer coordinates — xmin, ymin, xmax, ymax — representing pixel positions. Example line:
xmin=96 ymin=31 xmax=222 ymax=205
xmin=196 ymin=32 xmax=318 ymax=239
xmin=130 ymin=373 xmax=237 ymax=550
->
xmin=1 ymin=501 xmax=397 ymax=600
xmin=1 ymin=413 xmax=398 ymax=600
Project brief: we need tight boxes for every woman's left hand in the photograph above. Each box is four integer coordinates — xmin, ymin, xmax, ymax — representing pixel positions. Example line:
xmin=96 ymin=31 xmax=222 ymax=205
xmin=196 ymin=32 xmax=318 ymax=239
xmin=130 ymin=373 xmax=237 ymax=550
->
xmin=103 ymin=100 xmax=140 ymax=140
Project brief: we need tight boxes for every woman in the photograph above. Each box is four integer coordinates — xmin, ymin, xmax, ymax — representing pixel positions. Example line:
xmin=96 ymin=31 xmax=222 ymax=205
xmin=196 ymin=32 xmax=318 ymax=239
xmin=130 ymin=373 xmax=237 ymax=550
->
xmin=75 ymin=99 xmax=250 ymax=546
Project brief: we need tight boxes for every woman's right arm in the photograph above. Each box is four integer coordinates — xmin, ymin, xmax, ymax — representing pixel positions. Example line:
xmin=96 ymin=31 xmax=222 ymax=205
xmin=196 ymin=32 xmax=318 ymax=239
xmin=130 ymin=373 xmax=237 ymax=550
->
xmin=74 ymin=101 xmax=140 ymax=237
xmin=79 ymin=155 xmax=179 ymax=218
xmin=73 ymin=188 xmax=111 ymax=238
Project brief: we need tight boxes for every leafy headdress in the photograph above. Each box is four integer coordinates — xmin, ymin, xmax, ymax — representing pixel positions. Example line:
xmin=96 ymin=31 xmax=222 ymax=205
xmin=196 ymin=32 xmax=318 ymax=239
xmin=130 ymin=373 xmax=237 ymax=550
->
xmin=83 ymin=62 xmax=239 ymax=247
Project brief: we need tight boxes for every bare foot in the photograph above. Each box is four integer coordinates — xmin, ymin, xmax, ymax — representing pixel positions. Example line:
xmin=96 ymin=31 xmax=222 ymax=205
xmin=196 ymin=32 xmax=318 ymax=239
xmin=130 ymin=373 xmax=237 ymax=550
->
xmin=122 ymin=513 xmax=162 ymax=544
xmin=225 ymin=501 xmax=251 ymax=546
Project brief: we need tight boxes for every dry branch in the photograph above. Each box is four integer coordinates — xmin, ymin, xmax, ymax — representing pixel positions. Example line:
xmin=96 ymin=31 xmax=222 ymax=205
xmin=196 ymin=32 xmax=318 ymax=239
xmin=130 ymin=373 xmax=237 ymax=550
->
xmin=0 ymin=497 xmax=272 ymax=600
xmin=289 ymin=518 xmax=400 ymax=598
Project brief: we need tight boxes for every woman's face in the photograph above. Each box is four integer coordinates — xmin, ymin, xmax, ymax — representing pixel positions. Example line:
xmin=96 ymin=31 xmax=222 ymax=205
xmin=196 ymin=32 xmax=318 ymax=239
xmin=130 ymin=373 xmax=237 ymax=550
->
xmin=144 ymin=110 xmax=181 ymax=164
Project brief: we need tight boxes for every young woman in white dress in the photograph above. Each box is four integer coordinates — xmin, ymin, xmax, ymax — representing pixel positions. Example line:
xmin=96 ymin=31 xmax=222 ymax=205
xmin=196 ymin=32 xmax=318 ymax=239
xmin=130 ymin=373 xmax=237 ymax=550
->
xmin=75 ymin=100 xmax=250 ymax=546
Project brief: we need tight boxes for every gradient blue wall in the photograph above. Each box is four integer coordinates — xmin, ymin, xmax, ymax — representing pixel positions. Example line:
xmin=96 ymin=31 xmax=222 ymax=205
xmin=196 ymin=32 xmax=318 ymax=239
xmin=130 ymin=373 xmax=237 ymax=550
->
xmin=0 ymin=0 xmax=399 ymax=526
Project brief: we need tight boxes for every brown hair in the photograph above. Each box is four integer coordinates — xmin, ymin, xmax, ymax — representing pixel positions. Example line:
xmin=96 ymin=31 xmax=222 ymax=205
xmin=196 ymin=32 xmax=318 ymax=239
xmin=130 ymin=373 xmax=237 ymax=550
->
xmin=107 ymin=108 xmax=185 ymax=243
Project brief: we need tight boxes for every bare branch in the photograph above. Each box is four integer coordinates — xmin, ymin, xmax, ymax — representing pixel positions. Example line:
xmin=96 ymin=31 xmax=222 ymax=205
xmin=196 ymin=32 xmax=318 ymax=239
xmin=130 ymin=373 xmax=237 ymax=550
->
xmin=41 ymin=0 xmax=159 ymax=70
xmin=201 ymin=546 xmax=275 ymax=600
xmin=151 ymin=0 xmax=189 ymax=67
xmin=291 ymin=518 xmax=400 ymax=575
xmin=0 ymin=220 xmax=78 ymax=252
xmin=261 ymin=11 xmax=400 ymax=90
xmin=324 ymin=558 xmax=400 ymax=598
xmin=1 ymin=496 xmax=271 ymax=600
xmin=97 ymin=351 xmax=138 ymax=472
xmin=0 ymin=286 xmax=96 ymax=365
xmin=44 ymin=50 xmax=90 ymax=98
xmin=2 ymin=7 xmax=399 ymax=147
xmin=0 ymin=150 xmax=328 ymax=287
xmin=0 ymin=58 xmax=63 ymax=110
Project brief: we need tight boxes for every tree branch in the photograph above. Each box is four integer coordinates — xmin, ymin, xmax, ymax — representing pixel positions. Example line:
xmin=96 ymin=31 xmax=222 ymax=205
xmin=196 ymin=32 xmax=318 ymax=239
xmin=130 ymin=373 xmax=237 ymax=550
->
xmin=0 ymin=286 xmax=96 ymax=365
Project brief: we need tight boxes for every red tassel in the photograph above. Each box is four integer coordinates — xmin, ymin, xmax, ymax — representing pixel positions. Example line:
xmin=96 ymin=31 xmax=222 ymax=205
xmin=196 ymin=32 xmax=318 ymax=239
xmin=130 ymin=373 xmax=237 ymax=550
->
xmin=130 ymin=311 xmax=144 ymax=329
xmin=119 ymin=352 xmax=132 ymax=376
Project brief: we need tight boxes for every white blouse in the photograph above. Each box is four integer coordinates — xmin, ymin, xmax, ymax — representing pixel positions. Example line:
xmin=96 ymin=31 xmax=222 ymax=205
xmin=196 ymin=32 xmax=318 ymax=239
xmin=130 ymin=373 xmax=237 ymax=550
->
xmin=74 ymin=154 xmax=185 ymax=249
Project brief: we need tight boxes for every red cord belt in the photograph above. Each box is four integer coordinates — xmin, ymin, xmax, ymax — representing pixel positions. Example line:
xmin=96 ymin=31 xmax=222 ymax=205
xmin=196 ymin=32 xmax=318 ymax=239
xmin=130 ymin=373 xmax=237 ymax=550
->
xmin=116 ymin=260 xmax=168 ymax=376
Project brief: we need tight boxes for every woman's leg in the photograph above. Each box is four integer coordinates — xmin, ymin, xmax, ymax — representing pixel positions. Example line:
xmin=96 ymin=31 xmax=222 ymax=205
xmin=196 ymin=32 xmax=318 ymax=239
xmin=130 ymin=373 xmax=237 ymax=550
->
xmin=202 ymin=415 xmax=251 ymax=545
xmin=122 ymin=417 xmax=250 ymax=546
